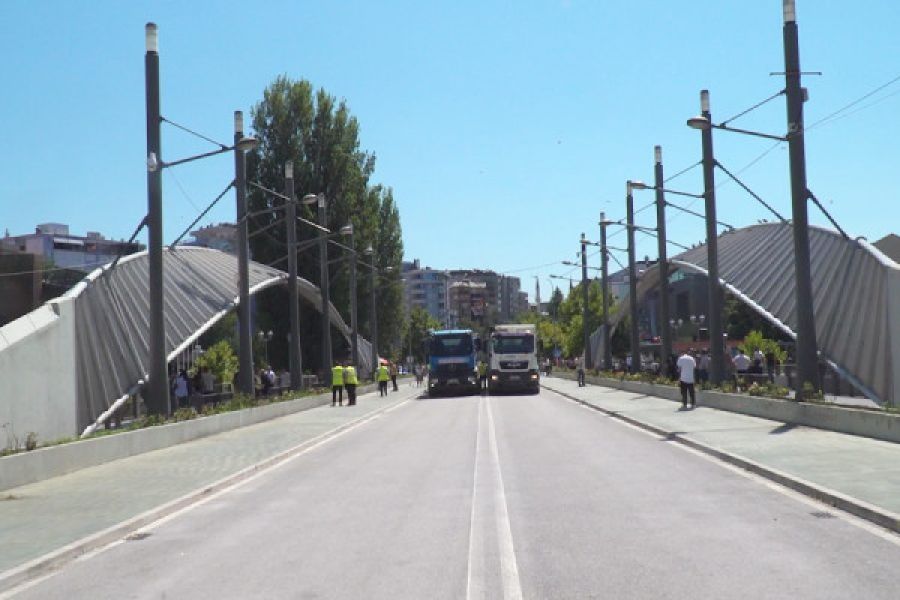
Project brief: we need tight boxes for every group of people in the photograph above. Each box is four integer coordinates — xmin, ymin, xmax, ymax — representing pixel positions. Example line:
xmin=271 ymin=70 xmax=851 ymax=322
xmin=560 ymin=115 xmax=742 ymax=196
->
xmin=330 ymin=360 xmax=360 ymax=406
xmin=170 ymin=366 xmax=217 ymax=410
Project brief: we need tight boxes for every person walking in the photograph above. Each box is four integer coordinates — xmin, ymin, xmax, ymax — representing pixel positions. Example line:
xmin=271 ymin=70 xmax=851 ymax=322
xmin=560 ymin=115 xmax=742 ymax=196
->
xmin=697 ymin=349 xmax=710 ymax=384
xmin=677 ymin=349 xmax=697 ymax=409
xmin=477 ymin=360 xmax=488 ymax=392
xmin=576 ymin=356 xmax=585 ymax=387
xmin=343 ymin=360 xmax=358 ymax=406
xmin=331 ymin=362 xmax=345 ymax=406
xmin=389 ymin=362 xmax=399 ymax=392
xmin=173 ymin=369 xmax=190 ymax=410
xmin=376 ymin=362 xmax=390 ymax=397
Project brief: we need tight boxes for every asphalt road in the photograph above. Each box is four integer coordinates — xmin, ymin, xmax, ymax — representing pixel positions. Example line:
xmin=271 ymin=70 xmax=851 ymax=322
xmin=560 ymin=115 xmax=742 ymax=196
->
xmin=11 ymin=386 xmax=900 ymax=599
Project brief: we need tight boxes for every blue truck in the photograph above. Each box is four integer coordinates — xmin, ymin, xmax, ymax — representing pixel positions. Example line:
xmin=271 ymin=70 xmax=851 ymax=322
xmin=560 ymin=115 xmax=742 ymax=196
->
xmin=426 ymin=329 xmax=480 ymax=396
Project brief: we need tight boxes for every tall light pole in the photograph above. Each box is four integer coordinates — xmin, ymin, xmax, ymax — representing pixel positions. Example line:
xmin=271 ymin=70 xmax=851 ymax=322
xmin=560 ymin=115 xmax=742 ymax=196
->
xmin=653 ymin=146 xmax=672 ymax=370
xmin=285 ymin=162 xmax=302 ymax=390
xmin=697 ymin=90 xmax=725 ymax=385
xmin=599 ymin=212 xmax=612 ymax=371
xmin=144 ymin=23 xmax=167 ymax=415
xmin=580 ymin=233 xmax=592 ymax=369
xmin=783 ymin=0 xmax=819 ymax=397
xmin=364 ymin=245 xmax=378 ymax=379
xmin=314 ymin=194 xmax=332 ymax=380
xmin=626 ymin=181 xmax=640 ymax=373
xmin=234 ymin=111 xmax=254 ymax=396
xmin=345 ymin=225 xmax=359 ymax=370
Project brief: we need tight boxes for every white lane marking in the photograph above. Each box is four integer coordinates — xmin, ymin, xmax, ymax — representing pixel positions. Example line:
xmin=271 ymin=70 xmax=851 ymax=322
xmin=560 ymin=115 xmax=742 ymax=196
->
xmin=466 ymin=397 xmax=524 ymax=600
xmin=0 ymin=398 xmax=414 ymax=599
xmin=465 ymin=397 xmax=485 ymax=599
xmin=486 ymin=396 xmax=524 ymax=600
xmin=542 ymin=386 xmax=900 ymax=546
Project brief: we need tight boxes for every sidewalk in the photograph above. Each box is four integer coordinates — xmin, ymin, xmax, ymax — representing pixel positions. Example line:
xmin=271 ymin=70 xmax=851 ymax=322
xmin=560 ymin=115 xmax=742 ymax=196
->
xmin=0 ymin=385 xmax=420 ymax=588
xmin=542 ymin=376 xmax=900 ymax=532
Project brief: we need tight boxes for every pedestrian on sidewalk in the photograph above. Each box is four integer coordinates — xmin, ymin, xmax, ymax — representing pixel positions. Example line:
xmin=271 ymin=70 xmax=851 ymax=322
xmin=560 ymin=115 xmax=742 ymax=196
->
xmin=377 ymin=362 xmax=390 ymax=397
xmin=576 ymin=356 xmax=585 ymax=387
xmin=390 ymin=362 xmax=399 ymax=391
xmin=343 ymin=360 xmax=358 ymax=406
xmin=677 ymin=349 xmax=697 ymax=409
xmin=173 ymin=369 xmax=190 ymax=409
xmin=331 ymin=362 xmax=345 ymax=406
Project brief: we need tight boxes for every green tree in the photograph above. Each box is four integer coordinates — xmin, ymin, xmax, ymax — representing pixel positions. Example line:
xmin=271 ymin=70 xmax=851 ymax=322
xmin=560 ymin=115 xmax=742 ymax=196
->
xmin=558 ymin=280 xmax=609 ymax=357
xmin=740 ymin=330 xmax=786 ymax=363
xmin=244 ymin=76 xmax=403 ymax=372
xmin=195 ymin=340 xmax=239 ymax=387
xmin=404 ymin=307 xmax=440 ymax=363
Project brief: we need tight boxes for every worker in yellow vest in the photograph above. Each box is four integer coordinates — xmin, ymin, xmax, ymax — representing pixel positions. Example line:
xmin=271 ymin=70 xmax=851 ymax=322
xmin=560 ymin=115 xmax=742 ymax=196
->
xmin=376 ymin=363 xmax=390 ymax=397
xmin=343 ymin=360 xmax=358 ymax=405
xmin=477 ymin=360 xmax=488 ymax=392
xmin=331 ymin=363 xmax=345 ymax=406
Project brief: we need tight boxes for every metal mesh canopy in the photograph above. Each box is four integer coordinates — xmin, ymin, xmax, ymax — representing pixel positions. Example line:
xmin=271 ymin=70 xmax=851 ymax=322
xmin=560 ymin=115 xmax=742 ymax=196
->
xmin=591 ymin=223 xmax=900 ymax=406
xmin=65 ymin=247 xmax=372 ymax=429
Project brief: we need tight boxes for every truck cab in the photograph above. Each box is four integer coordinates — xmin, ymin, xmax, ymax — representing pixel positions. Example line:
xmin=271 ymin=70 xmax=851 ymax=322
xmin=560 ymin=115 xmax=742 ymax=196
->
xmin=488 ymin=324 xmax=540 ymax=393
xmin=427 ymin=329 xmax=480 ymax=396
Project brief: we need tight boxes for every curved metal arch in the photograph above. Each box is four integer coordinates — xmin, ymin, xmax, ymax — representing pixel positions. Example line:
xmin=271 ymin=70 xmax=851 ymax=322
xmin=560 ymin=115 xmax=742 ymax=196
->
xmin=592 ymin=223 xmax=900 ymax=407
xmin=68 ymin=247 xmax=371 ymax=430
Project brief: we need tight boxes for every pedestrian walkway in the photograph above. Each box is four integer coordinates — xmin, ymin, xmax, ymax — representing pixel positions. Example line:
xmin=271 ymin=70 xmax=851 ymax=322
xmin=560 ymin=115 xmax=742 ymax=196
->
xmin=0 ymin=386 xmax=419 ymax=580
xmin=542 ymin=376 xmax=900 ymax=531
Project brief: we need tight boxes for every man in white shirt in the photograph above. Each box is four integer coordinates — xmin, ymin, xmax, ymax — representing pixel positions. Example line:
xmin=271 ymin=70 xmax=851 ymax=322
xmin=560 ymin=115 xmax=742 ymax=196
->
xmin=676 ymin=349 xmax=697 ymax=408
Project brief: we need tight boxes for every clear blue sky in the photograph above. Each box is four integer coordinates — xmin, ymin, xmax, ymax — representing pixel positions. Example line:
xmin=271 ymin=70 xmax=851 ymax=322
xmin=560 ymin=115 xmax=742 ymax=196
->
xmin=2 ymin=1 xmax=898 ymax=300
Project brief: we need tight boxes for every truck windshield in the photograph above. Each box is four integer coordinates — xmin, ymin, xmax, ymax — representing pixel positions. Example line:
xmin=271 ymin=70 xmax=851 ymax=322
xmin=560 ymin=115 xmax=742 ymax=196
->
xmin=492 ymin=334 xmax=534 ymax=354
xmin=430 ymin=334 xmax=473 ymax=357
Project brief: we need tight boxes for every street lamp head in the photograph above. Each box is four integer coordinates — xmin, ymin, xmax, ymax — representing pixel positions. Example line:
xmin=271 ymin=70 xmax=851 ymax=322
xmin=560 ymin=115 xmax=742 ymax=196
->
xmin=235 ymin=135 xmax=259 ymax=152
xmin=145 ymin=23 xmax=158 ymax=53
xmin=339 ymin=224 xmax=354 ymax=236
xmin=234 ymin=111 xmax=244 ymax=134
xmin=687 ymin=115 xmax=712 ymax=130
xmin=630 ymin=180 xmax=651 ymax=190
xmin=285 ymin=161 xmax=293 ymax=179
xmin=654 ymin=145 xmax=662 ymax=165
xmin=301 ymin=193 xmax=319 ymax=205
xmin=783 ymin=0 xmax=796 ymax=23
xmin=700 ymin=89 xmax=710 ymax=113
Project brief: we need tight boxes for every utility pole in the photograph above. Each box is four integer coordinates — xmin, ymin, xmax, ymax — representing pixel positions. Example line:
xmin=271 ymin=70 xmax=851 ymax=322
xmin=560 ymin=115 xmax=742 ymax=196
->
xmin=317 ymin=195 xmax=332 ymax=381
xmin=144 ymin=23 xmax=168 ymax=415
xmin=654 ymin=146 xmax=672 ymax=369
xmin=285 ymin=162 xmax=302 ymax=390
xmin=365 ymin=246 xmax=378 ymax=379
xmin=599 ymin=212 xmax=612 ymax=371
xmin=783 ymin=0 xmax=819 ymax=398
xmin=234 ymin=111 xmax=254 ymax=396
xmin=698 ymin=90 xmax=725 ymax=385
xmin=348 ymin=227 xmax=359 ymax=370
xmin=580 ymin=233 xmax=592 ymax=369
xmin=626 ymin=182 xmax=640 ymax=373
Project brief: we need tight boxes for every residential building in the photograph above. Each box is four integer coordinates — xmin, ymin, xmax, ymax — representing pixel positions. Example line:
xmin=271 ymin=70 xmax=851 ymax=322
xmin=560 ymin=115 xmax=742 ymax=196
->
xmin=402 ymin=259 xmax=449 ymax=326
xmin=189 ymin=223 xmax=237 ymax=254
xmin=1 ymin=223 xmax=141 ymax=273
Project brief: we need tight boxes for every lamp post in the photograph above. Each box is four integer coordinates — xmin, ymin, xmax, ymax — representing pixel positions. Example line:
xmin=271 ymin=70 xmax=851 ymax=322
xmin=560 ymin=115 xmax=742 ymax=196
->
xmin=599 ymin=212 xmax=612 ymax=371
xmin=285 ymin=162 xmax=302 ymax=390
xmin=234 ymin=111 xmax=255 ymax=396
xmin=258 ymin=330 xmax=274 ymax=364
xmin=143 ymin=24 xmax=259 ymax=411
xmin=783 ymin=0 xmax=820 ymax=397
xmin=144 ymin=23 xmax=167 ymax=415
xmin=364 ymin=245 xmax=378 ymax=379
xmin=688 ymin=90 xmax=726 ymax=386
xmin=341 ymin=225 xmax=359 ymax=370
xmin=304 ymin=193 xmax=332 ymax=381
xmin=580 ymin=233 xmax=592 ymax=369
xmin=653 ymin=147 xmax=672 ymax=367
xmin=626 ymin=181 xmax=640 ymax=373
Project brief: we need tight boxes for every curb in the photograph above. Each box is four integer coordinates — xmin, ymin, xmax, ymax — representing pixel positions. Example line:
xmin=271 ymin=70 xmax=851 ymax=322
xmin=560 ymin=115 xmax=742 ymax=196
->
xmin=0 ymin=395 xmax=412 ymax=595
xmin=543 ymin=382 xmax=900 ymax=535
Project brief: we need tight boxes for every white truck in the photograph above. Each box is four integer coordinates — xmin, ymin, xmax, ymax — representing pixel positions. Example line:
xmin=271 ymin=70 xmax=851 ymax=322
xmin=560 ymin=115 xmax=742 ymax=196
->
xmin=488 ymin=323 xmax=540 ymax=394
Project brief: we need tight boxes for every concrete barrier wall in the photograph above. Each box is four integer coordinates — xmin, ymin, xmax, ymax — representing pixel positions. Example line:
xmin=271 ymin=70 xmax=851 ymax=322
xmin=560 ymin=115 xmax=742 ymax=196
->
xmin=551 ymin=372 xmax=900 ymax=444
xmin=0 ymin=297 xmax=79 ymax=448
xmin=0 ymin=383 xmax=376 ymax=492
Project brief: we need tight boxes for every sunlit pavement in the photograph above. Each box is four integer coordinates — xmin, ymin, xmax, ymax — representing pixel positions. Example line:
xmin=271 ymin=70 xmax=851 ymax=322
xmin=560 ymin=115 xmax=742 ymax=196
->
xmin=4 ymin=382 xmax=900 ymax=599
